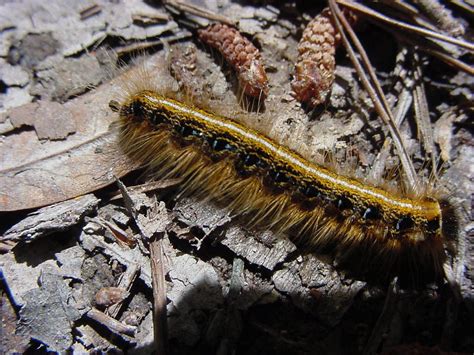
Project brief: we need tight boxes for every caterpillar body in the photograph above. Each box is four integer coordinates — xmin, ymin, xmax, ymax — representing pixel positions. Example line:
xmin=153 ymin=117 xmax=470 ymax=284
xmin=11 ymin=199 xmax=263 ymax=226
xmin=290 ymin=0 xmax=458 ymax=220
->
xmin=117 ymin=90 xmax=455 ymax=287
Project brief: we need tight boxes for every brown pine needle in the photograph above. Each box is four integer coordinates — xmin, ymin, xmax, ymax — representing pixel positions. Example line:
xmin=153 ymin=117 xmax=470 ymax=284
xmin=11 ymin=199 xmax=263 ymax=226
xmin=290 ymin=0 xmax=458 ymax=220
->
xmin=329 ymin=0 xmax=419 ymax=190
xmin=337 ymin=0 xmax=474 ymax=51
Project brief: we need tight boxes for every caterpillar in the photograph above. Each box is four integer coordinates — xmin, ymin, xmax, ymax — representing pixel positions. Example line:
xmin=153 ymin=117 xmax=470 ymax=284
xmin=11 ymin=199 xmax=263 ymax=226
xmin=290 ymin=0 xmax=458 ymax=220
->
xmin=116 ymin=87 xmax=456 ymax=288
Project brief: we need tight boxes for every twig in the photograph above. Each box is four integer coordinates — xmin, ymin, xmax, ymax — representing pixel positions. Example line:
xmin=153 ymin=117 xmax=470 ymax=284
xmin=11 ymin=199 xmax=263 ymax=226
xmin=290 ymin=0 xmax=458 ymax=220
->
xmin=115 ymin=33 xmax=192 ymax=56
xmin=149 ymin=234 xmax=169 ymax=355
xmin=376 ymin=0 xmax=442 ymax=41
xmin=116 ymin=179 xmax=148 ymax=240
xmin=162 ymin=0 xmax=235 ymax=26
xmin=86 ymin=307 xmax=136 ymax=337
xmin=379 ymin=0 xmax=421 ymax=17
xmin=79 ymin=4 xmax=101 ymax=21
xmin=412 ymin=0 xmax=465 ymax=37
xmin=337 ymin=0 xmax=474 ymax=51
xmin=411 ymin=50 xmax=438 ymax=179
xmin=0 ymin=240 xmax=16 ymax=253
xmin=369 ymin=87 xmax=413 ymax=182
xmin=132 ymin=11 xmax=170 ymax=24
xmin=329 ymin=0 xmax=418 ymax=190
xmin=387 ymin=28 xmax=474 ymax=75
xmin=116 ymin=179 xmax=138 ymax=221
xmin=345 ymin=0 xmax=465 ymax=63
xmin=116 ymin=180 xmax=170 ymax=354
xmin=98 ymin=218 xmax=137 ymax=248
xmin=369 ymin=47 xmax=414 ymax=182
xmin=417 ymin=45 xmax=474 ymax=75
xmin=109 ymin=178 xmax=182 ymax=201
xmin=370 ymin=9 xmax=473 ymax=75
xmin=106 ymin=263 xmax=141 ymax=318
xmin=448 ymin=0 xmax=474 ymax=16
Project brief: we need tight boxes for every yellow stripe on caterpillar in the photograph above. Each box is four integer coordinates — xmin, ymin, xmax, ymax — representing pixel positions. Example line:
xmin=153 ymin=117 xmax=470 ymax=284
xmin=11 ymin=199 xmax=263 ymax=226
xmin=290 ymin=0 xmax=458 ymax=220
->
xmin=117 ymin=90 xmax=453 ymax=287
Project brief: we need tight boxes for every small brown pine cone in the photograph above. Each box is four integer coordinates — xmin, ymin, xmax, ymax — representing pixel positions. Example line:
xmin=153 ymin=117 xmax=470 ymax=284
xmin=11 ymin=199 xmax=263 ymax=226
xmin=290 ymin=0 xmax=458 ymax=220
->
xmin=292 ymin=8 xmax=357 ymax=108
xmin=198 ymin=23 xmax=268 ymax=98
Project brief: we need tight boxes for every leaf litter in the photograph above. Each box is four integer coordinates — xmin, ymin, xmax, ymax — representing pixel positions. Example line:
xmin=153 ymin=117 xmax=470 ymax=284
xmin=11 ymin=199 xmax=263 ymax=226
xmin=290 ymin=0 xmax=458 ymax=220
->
xmin=0 ymin=0 xmax=472 ymax=353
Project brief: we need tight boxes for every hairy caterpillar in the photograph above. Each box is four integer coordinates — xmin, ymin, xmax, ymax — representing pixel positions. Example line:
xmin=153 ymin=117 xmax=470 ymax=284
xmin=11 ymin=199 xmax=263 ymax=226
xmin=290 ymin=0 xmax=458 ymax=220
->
xmin=116 ymin=85 xmax=456 ymax=288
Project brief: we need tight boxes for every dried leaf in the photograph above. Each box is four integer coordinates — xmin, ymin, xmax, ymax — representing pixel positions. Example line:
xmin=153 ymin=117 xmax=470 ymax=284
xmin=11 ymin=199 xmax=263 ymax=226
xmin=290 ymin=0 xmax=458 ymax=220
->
xmin=0 ymin=73 xmax=141 ymax=211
